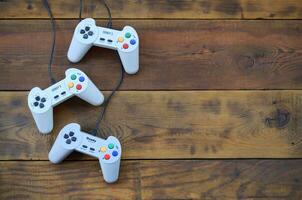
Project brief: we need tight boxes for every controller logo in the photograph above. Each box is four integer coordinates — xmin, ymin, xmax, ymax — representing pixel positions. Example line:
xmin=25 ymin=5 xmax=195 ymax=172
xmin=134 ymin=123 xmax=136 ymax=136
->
xmin=86 ymin=137 xmax=96 ymax=143
xmin=102 ymin=30 xmax=113 ymax=35
xmin=52 ymin=85 xmax=61 ymax=92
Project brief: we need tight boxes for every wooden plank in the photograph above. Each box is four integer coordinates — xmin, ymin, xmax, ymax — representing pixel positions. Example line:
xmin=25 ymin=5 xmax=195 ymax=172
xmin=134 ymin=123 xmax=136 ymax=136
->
xmin=0 ymin=160 xmax=301 ymax=199
xmin=1 ymin=91 xmax=302 ymax=160
xmin=1 ymin=0 xmax=302 ymax=19
xmin=0 ymin=20 xmax=302 ymax=90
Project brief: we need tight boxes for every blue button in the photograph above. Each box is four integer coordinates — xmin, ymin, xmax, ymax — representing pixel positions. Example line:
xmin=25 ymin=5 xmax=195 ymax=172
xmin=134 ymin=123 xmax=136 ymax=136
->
xmin=112 ymin=151 xmax=118 ymax=157
xmin=79 ymin=76 xmax=85 ymax=82
xmin=130 ymin=39 xmax=136 ymax=45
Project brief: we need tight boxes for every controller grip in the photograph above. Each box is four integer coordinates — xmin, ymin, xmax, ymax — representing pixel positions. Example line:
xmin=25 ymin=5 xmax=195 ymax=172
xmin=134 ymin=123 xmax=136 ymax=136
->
xmin=118 ymin=47 xmax=139 ymax=74
xmin=48 ymin=137 xmax=73 ymax=164
xmin=67 ymin=36 xmax=92 ymax=63
xmin=76 ymin=78 xmax=104 ymax=106
xmin=31 ymin=107 xmax=53 ymax=134
xmin=99 ymin=159 xmax=121 ymax=183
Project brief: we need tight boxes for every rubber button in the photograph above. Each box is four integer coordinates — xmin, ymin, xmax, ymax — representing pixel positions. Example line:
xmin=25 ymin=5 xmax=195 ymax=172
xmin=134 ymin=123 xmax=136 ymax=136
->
xmin=104 ymin=154 xmax=110 ymax=160
xmin=112 ymin=150 xmax=118 ymax=157
xmin=69 ymin=131 xmax=74 ymax=136
xmin=64 ymin=134 xmax=69 ymax=139
xmin=83 ymin=34 xmax=88 ymax=39
xmin=88 ymin=31 xmax=93 ymax=36
xmin=34 ymin=102 xmax=39 ymax=107
xmin=118 ymin=36 xmax=124 ymax=43
xmin=35 ymin=96 xmax=40 ymax=101
xmin=125 ymin=32 xmax=131 ymax=38
xmin=79 ymin=76 xmax=85 ymax=82
xmin=80 ymin=29 xmax=85 ymax=34
xmin=130 ymin=39 xmax=136 ymax=45
xmin=108 ymin=143 xmax=114 ymax=149
xmin=71 ymin=137 xmax=77 ymax=142
xmin=39 ymin=103 xmax=44 ymax=108
xmin=76 ymin=84 xmax=82 ymax=90
xmin=41 ymin=97 xmax=46 ymax=102
xmin=123 ymin=43 xmax=129 ymax=49
xmin=85 ymin=26 xmax=90 ymax=31
xmin=71 ymin=74 xmax=77 ymax=80
xmin=100 ymin=146 xmax=106 ymax=152
xmin=66 ymin=139 xmax=71 ymax=144
xmin=68 ymin=82 xmax=74 ymax=88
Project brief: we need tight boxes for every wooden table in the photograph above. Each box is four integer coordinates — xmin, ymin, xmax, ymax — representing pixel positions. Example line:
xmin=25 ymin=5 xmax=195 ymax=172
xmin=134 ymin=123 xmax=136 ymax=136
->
xmin=1 ymin=1 xmax=302 ymax=199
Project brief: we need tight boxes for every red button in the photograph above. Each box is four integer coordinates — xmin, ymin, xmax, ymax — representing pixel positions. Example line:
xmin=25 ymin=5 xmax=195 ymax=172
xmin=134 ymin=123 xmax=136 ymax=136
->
xmin=76 ymin=84 xmax=82 ymax=90
xmin=123 ymin=43 xmax=129 ymax=49
xmin=104 ymin=154 xmax=110 ymax=160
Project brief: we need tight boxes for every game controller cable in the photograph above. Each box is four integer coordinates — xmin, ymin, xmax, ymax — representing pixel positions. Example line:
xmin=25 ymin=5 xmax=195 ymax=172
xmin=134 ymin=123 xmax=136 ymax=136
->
xmin=82 ymin=0 xmax=124 ymax=136
xmin=42 ymin=0 xmax=57 ymax=84
xmin=43 ymin=0 xmax=125 ymax=136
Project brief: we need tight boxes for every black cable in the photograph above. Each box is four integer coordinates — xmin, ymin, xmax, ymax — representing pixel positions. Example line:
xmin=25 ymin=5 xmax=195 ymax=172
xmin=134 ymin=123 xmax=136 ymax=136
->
xmin=101 ymin=0 xmax=112 ymax=28
xmin=90 ymin=54 xmax=124 ymax=136
xmin=78 ymin=0 xmax=124 ymax=136
xmin=79 ymin=0 xmax=83 ymax=22
xmin=42 ymin=0 xmax=57 ymax=84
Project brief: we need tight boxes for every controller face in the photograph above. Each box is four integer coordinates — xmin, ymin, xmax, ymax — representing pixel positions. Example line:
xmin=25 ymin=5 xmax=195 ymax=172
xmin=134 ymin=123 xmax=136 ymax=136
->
xmin=48 ymin=123 xmax=122 ymax=183
xmin=68 ymin=18 xmax=139 ymax=74
xmin=28 ymin=68 xmax=104 ymax=134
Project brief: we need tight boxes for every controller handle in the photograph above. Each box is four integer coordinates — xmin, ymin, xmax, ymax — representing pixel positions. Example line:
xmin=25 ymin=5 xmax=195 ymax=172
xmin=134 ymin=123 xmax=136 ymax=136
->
xmin=67 ymin=18 xmax=97 ymax=63
xmin=31 ymin=107 xmax=53 ymax=134
xmin=48 ymin=136 xmax=74 ymax=164
xmin=65 ymin=69 xmax=104 ymax=106
xmin=28 ymin=87 xmax=54 ymax=134
xmin=67 ymin=36 xmax=93 ymax=63
xmin=118 ymin=47 xmax=139 ymax=74
xmin=99 ymin=136 xmax=121 ymax=183
xmin=48 ymin=123 xmax=82 ymax=163
xmin=99 ymin=158 xmax=121 ymax=183
xmin=117 ymin=26 xmax=139 ymax=74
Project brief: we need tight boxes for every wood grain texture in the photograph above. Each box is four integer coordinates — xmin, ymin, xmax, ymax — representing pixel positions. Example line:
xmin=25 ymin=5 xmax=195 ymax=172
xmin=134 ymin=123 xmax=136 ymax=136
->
xmin=0 ymin=160 xmax=302 ymax=199
xmin=1 ymin=0 xmax=302 ymax=19
xmin=0 ymin=20 xmax=302 ymax=90
xmin=1 ymin=91 xmax=302 ymax=160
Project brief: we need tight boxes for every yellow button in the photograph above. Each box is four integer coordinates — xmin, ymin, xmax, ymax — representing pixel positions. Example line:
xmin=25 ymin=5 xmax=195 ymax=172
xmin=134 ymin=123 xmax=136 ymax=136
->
xmin=117 ymin=37 xmax=124 ymax=43
xmin=68 ymin=82 xmax=74 ymax=88
xmin=100 ymin=146 xmax=106 ymax=152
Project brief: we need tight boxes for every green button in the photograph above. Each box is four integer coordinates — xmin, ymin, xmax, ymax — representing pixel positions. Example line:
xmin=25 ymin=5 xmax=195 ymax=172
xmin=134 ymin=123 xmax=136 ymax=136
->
xmin=71 ymin=74 xmax=77 ymax=80
xmin=108 ymin=143 xmax=114 ymax=149
xmin=125 ymin=32 xmax=131 ymax=38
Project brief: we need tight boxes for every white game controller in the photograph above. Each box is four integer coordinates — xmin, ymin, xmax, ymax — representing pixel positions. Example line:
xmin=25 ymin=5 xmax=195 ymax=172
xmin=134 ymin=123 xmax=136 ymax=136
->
xmin=49 ymin=123 xmax=122 ymax=183
xmin=67 ymin=18 xmax=139 ymax=74
xmin=28 ymin=68 xmax=104 ymax=134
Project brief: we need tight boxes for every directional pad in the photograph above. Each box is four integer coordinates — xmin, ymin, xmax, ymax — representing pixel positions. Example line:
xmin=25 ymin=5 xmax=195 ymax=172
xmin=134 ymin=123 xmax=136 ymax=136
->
xmin=32 ymin=95 xmax=47 ymax=109
xmin=79 ymin=26 xmax=94 ymax=39
xmin=63 ymin=132 xmax=77 ymax=144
